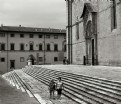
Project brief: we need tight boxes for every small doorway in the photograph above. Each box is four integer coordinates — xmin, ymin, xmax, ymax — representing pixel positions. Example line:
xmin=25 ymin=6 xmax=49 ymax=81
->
xmin=10 ymin=60 xmax=15 ymax=69
xmin=92 ymin=39 xmax=95 ymax=65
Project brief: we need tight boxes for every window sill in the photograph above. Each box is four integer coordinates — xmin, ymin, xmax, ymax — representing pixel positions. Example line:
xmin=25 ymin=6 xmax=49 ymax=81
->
xmin=111 ymin=28 xmax=117 ymax=33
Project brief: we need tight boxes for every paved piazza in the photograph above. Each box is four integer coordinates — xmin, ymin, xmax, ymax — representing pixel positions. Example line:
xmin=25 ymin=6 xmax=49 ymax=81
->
xmin=38 ymin=65 xmax=121 ymax=82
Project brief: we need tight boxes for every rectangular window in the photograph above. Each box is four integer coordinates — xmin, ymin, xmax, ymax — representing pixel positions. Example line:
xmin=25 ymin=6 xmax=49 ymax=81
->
xmin=20 ymin=57 xmax=24 ymax=62
xmin=0 ymin=33 xmax=5 ymax=37
xmin=46 ymin=35 xmax=50 ymax=38
xmin=10 ymin=43 xmax=15 ymax=50
xmin=64 ymin=44 xmax=66 ymax=52
xmin=111 ymin=0 xmax=117 ymax=30
xmin=46 ymin=44 xmax=50 ymax=51
xmin=76 ymin=23 xmax=79 ymax=39
xmin=54 ymin=57 xmax=58 ymax=62
xmin=39 ymin=44 xmax=43 ymax=50
xmin=10 ymin=33 xmax=15 ymax=37
xmin=54 ymin=35 xmax=58 ymax=39
xmin=39 ymin=57 xmax=43 ymax=62
xmin=39 ymin=34 xmax=42 ymax=38
xmin=1 ymin=43 xmax=5 ymax=51
xmin=20 ymin=34 xmax=24 ymax=38
xmin=30 ymin=44 xmax=33 ymax=50
xmin=29 ymin=34 xmax=34 ymax=38
xmin=54 ymin=44 xmax=58 ymax=51
xmin=1 ymin=58 xmax=5 ymax=62
xmin=20 ymin=44 xmax=24 ymax=51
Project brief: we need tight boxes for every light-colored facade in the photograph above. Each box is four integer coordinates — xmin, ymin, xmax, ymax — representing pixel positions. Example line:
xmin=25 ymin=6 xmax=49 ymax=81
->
xmin=66 ymin=0 xmax=121 ymax=66
xmin=0 ymin=26 xmax=66 ymax=73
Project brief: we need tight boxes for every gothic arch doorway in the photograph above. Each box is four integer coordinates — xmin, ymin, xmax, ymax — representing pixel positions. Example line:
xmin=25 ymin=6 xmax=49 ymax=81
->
xmin=81 ymin=3 xmax=98 ymax=65
xmin=85 ymin=20 xmax=95 ymax=65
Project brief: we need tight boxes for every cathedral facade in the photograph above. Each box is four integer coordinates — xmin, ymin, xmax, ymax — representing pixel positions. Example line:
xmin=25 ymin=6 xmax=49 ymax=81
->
xmin=65 ymin=0 xmax=121 ymax=66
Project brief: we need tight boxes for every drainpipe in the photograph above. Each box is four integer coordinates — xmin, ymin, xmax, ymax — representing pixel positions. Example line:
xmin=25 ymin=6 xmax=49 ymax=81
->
xmin=67 ymin=0 xmax=70 ymax=63
xmin=66 ymin=0 xmax=72 ymax=64
xmin=70 ymin=0 xmax=73 ymax=64
xmin=95 ymin=0 xmax=99 ymax=65
xmin=43 ymin=34 xmax=46 ymax=64
xmin=7 ymin=32 xmax=8 ymax=72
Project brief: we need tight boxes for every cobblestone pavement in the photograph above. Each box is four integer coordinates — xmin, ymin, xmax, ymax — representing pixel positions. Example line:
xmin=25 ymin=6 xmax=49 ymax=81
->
xmin=36 ymin=65 xmax=121 ymax=82
xmin=0 ymin=75 xmax=39 ymax=104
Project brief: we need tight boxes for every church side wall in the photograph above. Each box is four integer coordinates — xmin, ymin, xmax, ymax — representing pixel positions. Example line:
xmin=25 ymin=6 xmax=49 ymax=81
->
xmin=67 ymin=0 xmax=121 ymax=66
xmin=98 ymin=1 xmax=121 ymax=66
xmin=72 ymin=23 xmax=85 ymax=64
xmin=71 ymin=1 xmax=85 ymax=64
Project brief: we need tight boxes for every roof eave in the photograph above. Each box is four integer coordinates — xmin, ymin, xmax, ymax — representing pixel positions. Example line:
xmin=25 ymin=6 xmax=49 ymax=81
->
xmin=80 ymin=3 xmax=97 ymax=18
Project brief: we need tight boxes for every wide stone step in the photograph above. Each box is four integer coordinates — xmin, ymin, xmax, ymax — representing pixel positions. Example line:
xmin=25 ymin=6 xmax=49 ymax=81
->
xmin=2 ymin=70 xmax=77 ymax=104
xmin=26 ymin=72 xmax=88 ymax=104
xmin=39 ymin=68 xmax=121 ymax=89
xmin=37 ymin=68 xmax=121 ymax=95
xmin=27 ymin=70 xmax=118 ymax=104
xmin=37 ymin=69 xmax=121 ymax=101
xmin=22 ymin=66 xmax=121 ymax=104
xmin=24 ymin=67 xmax=121 ymax=95
xmin=23 ymin=70 xmax=107 ymax=103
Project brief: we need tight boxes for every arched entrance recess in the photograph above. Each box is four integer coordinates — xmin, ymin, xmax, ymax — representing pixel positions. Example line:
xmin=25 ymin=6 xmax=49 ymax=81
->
xmin=81 ymin=3 xmax=98 ymax=65
xmin=27 ymin=54 xmax=36 ymax=65
xmin=85 ymin=20 xmax=97 ymax=65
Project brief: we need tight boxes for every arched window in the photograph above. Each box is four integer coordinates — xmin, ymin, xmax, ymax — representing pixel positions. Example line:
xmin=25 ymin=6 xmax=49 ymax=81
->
xmin=54 ymin=44 xmax=58 ymax=51
xmin=86 ymin=21 xmax=92 ymax=39
xmin=46 ymin=44 xmax=50 ymax=51
xmin=29 ymin=43 xmax=33 ymax=50
xmin=1 ymin=43 xmax=5 ymax=51
xmin=10 ymin=43 xmax=15 ymax=50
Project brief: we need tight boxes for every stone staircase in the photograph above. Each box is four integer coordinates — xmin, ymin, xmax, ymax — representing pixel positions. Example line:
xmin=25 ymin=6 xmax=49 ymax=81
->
xmin=2 ymin=68 xmax=77 ymax=104
xmin=2 ymin=65 xmax=121 ymax=104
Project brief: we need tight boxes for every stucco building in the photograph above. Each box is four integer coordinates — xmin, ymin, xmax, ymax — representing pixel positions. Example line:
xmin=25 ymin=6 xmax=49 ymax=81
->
xmin=0 ymin=25 xmax=66 ymax=73
xmin=65 ymin=0 xmax=121 ymax=66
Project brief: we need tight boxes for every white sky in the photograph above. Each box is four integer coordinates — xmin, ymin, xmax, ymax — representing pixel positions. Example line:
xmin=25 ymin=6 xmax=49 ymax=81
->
xmin=0 ymin=0 xmax=66 ymax=29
